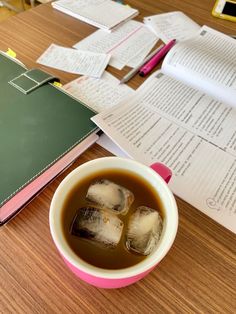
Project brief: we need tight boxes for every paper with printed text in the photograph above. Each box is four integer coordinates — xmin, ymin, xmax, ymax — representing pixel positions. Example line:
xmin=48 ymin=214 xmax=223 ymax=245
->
xmin=92 ymin=70 xmax=236 ymax=233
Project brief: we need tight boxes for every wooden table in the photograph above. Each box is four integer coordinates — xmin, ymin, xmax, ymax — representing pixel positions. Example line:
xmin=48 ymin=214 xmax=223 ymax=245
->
xmin=0 ymin=1 xmax=235 ymax=313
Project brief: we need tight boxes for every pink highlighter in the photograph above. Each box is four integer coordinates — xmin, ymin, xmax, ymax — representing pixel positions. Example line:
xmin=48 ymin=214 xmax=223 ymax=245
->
xmin=139 ymin=39 xmax=176 ymax=77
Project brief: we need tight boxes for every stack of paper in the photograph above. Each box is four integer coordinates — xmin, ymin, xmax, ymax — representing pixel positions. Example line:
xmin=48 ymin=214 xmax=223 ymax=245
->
xmin=52 ymin=0 xmax=139 ymax=31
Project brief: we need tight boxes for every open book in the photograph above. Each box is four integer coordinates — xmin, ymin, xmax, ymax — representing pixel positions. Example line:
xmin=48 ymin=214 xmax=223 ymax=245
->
xmin=92 ymin=26 xmax=236 ymax=233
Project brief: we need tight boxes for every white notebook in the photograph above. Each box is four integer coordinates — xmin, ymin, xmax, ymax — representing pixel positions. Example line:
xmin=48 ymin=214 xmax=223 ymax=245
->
xmin=52 ymin=0 xmax=139 ymax=31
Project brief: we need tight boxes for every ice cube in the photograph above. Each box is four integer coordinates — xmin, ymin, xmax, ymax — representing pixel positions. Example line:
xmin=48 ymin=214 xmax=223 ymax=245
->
xmin=126 ymin=206 xmax=163 ymax=255
xmin=86 ymin=179 xmax=134 ymax=215
xmin=71 ymin=206 xmax=124 ymax=247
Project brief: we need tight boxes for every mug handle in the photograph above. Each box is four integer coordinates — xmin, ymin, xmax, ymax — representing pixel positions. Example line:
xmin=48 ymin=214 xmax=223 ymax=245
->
xmin=150 ymin=163 xmax=172 ymax=184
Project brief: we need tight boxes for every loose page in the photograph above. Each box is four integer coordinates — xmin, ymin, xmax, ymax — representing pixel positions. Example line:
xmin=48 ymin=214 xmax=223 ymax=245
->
xmin=63 ymin=71 xmax=134 ymax=154
xmin=126 ymin=40 xmax=158 ymax=68
xmin=109 ymin=26 xmax=157 ymax=69
xmin=162 ymin=26 xmax=236 ymax=107
xmin=74 ymin=21 xmax=158 ymax=69
xmin=144 ymin=11 xmax=200 ymax=43
xmin=74 ymin=20 xmax=142 ymax=53
xmin=36 ymin=44 xmax=110 ymax=78
xmin=97 ymin=134 xmax=129 ymax=158
xmin=63 ymin=71 xmax=134 ymax=112
xmin=92 ymin=72 xmax=236 ymax=233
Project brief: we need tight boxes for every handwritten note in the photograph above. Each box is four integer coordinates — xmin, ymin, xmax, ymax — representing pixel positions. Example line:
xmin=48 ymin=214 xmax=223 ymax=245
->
xmin=144 ymin=11 xmax=200 ymax=43
xmin=36 ymin=44 xmax=110 ymax=78
xmin=74 ymin=20 xmax=158 ymax=69
xmin=63 ymin=71 xmax=134 ymax=155
xmin=109 ymin=26 xmax=158 ymax=69
xmin=126 ymin=40 xmax=158 ymax=68
xmin=63 ymin=71 xmax=134 ymax=113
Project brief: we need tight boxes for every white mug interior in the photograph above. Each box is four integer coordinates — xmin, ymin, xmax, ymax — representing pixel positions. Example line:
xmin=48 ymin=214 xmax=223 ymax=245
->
xmin=49 ymin=157 xmax=178 ymax=279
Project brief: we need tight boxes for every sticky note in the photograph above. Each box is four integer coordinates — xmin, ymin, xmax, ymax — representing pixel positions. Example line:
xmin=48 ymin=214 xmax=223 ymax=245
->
xmin=53 ymin=81 xmax=62 ymax=88
xmin=6 ymin=48 xmax=16 ymax=58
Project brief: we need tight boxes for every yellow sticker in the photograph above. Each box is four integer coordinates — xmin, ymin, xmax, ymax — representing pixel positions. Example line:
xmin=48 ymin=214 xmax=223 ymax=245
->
xmin=53 ymin=81 xmax=62 ymax=87
xmin=6 ymin=48 xmax=17 ymax=58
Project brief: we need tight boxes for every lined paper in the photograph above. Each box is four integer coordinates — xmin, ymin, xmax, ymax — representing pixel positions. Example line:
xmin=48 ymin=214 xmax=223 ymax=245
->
xmin=37 ymin=44 xmax=110 ymax=78
xmin=144 ymin=11 xmax=200 ymax=43
xmin=74 ymin=21 xmax=158 ymax=69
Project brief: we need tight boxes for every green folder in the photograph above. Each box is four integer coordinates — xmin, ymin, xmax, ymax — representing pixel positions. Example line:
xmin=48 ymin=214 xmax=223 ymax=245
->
xmin=0 ymin=52 xmax=98 ymax=225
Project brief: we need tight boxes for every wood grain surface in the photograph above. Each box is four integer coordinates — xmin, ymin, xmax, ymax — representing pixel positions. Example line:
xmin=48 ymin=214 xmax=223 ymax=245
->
xmin=0 ymin=1 xmax=236 ymax=313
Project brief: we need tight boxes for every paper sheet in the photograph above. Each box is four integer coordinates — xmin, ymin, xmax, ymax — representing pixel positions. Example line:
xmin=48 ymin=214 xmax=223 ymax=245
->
xmin=74 ymin=20 xmax=142 ymax=53
xmin=74 ymin=20 xmax=158 ymax=69
xmin=92 ymin=71 xmax=236 ymax=233
xmin=97 ymin=134 xmax=129 ymax=158
xmin=36 ymin=44 xmax=110 ymax=78
xmin=144 ymin=11 xmax=200 ymax=43
xmin=126 ymin=39 xmax=158 ymax=68
xmin=63 ymin=71 xmax=134 ymax=154
xmin=109 ymin=26 xmax=158 ymax=69
xmin=63 ymin=71 xmax=134 ymax=112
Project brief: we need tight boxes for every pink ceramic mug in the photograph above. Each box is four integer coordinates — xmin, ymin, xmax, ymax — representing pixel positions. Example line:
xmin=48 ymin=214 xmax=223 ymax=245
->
xmin=49 ymin=157 xmax=178 ymax=289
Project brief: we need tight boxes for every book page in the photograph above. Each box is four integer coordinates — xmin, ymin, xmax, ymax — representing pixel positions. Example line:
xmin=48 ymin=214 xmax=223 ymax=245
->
xmin=144 ymin=11 xmax=200 ymax=43
xmin=36 ymin=44 xmax=110 ymax=78
xmin=162 ymin=26 xmax=236 ymax=107
xmin=92 ymin=72 xmax=236 ymax=233
xmin=74 ymin=21 xmax=158 ymax=69
xmin=132 ymin=72 xmax=236 ymax=157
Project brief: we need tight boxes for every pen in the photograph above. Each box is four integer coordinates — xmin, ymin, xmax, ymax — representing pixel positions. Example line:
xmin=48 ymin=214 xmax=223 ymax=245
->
xmin=119 ymin=44 xmax=164 ymax=84
xmin=139 ymin=39 xmax=176 ymax=77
